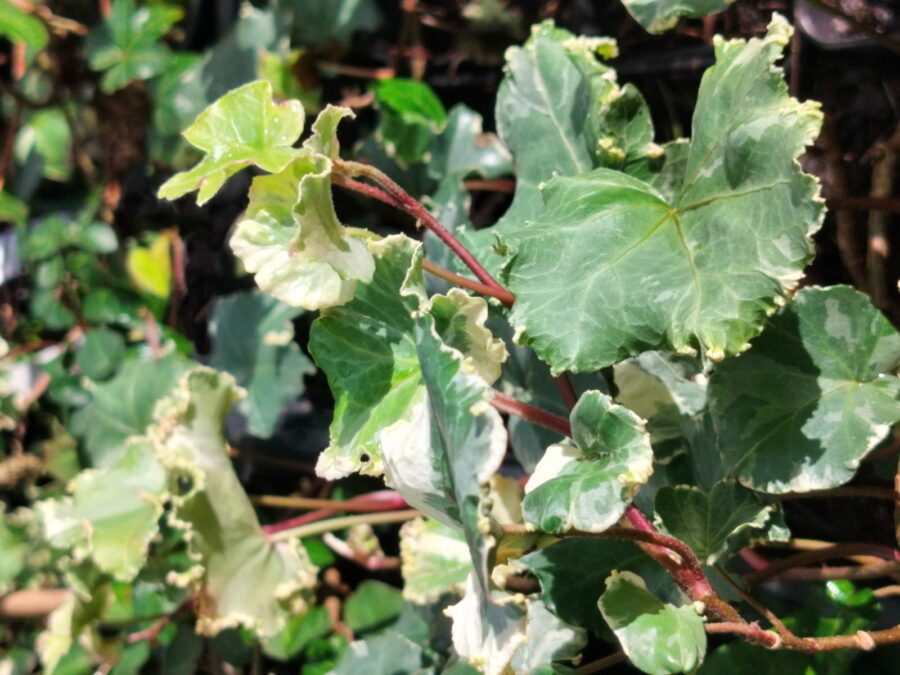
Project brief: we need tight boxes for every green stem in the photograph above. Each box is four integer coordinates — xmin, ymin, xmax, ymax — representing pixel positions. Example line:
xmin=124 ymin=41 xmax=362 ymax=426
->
xmin=268 ymin=509 xmax=420 ymax=542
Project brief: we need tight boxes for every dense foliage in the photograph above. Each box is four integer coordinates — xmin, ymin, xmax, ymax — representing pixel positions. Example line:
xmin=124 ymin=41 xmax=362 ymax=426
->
xmin=1 ymin=1 xmax=899 ymax=674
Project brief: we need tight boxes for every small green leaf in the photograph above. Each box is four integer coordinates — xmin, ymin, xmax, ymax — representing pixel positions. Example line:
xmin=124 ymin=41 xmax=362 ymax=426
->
xmin=344 ymin=581 xmax=404 ymax=634
xmin=14 ymin=108 xmax=72 ymax=182
xmin=399 ymin=517 xmax=471 ymax=604
xmin=75 ymin=328 xmax=126 ymax=381
xmin=157 ymin=80 xmax=305 ymax=204
xmin=85 ymin=0 xmax=183 ymax=93
xmin=0 ymin=2 xmax=49 ymax=47
xmin=0 ymin=518 xmax=29 ymax=594
xmin=285 ymin=0 xmax=381 ymax=48
xmin=126 ymin=234 xmax=171 ymax=300
xmin=39 ymin=440 xmax=166 ymax=581
xmin=0 ymin=190 xmax=28 ymax=227
xmin=505 ymin=16 xmax=823 ymax=373
xmin=523 ymin=390 xmax=653 ymax=534
xmin=654 ymin=481 xmax=777 ymax=564
xmin=330 ymin=630 xmax=425 ymax=675
xmin=622 ymin=0 xmax=734 ymax=34
xmin=710 ymin=285 xmax=900 ymax=493
xmin=373 ymin=78 xmax=447 ymax=166
xmin=264 ymin=607 xmax=331 ymax=662
xmin=30 ymin=289 xmax=76 ymax=331
xmin=209 ymin=291 xmax=313 ymax=437
xmin=599 ymin=571 xmax=706 ymax=675
xmin=73 ymin=222 xmax=118 ymax=254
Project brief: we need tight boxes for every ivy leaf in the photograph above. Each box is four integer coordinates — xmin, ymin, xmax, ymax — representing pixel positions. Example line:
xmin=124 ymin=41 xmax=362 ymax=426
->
xmin=157 ymin=80 xmax=305 ymax=205
xmin=506 ymin=16 xmax=824 ymax=373
xmin=373 ymin=78 xmax=447 ymax=166
xmin=151 ymin=368 xmax=318 ymax=638
xmin=331 ymin=630 xmax=426 ymax=675
xmin=622 ymin=0 xmax=734 ymax=34
xmin=74 ymin=328 xmax=126 ymax=381
xmin=0 ymin=2 xmax=49 ymax=47
xmin=523 ymin=390 xmax=653 ymax=534
xmin=39 ymin=439 xmax=166 ymax=581
xmin=71 ymin=353 xmax=190 ymax=467
xmin=14 ymin=108 xmax=73 ymax=182
xmin=209 ymin=291 xmax=313 ymax=437
xmin=343 ymin=580 xmax=404 ymax=634
xmin=460 ymin=21 xmax=656 ymax=275
xmin=85 ymin=0 xmax=183 ymax=93
xmin=399 ymin=517 xmax=471 ymax=604
xmin=311 ymin=235 xmax=505 ymax=481
xmin=654 ymin=481 xmax=777 ymax=565
xmin=447 ymin=572 xmax=585 ymax=675
xmin=599 ymin=571 xmax=706 ymax=675
xmin=710 ymin=285 xmax=900 ymax=493
xmin=229 ymin=106 xmax=375 ymax=311
xmin=284 ymin=0 xmax=381 ymax=48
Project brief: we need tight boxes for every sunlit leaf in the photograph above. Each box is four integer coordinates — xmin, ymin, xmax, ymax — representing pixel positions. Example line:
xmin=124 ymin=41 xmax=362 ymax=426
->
xmin=39 ymin=440 xmax=166 ymax=580
xmin=151 ymin=368 xmax=318 ymax=638
xmin=399 ymin=517 xmax=471 ymax=604
xmin=229 ymin=105 xmax=376 ymax=311
xmin=71 ymin=353 xmax=190 ymax=467
xmin=126 ymin=233 xmax=172 ymax=301
xmin=157 ymin=80 xmax=305 ymax=205
xmin=710 ymin=285 xmax=900 ymax=493
xmin=505 ymin=16 xmax=823 ymax=373
xmin=311 ymin=235 xmax=505 ymax=481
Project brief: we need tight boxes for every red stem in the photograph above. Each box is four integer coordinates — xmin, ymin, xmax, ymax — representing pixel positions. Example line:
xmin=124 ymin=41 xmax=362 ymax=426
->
xmin=333 ymin=160 xmax=513 ymax=302
xmin=261 ymin=491 xmax=409 ymax=535
xmin=490 ymin=391 xmax=571 ymax=437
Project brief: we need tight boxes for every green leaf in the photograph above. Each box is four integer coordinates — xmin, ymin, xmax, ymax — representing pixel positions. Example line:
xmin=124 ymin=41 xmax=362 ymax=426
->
xmin=521 ymin=538 xmax=679 ymax=633
xmin=522 ymin=390 xmax=653 ymax=534
xmin=75 ymin=328 xmax=126 ymax=381
xmin=447 ymin=572 xmax=585 ymax=674
xmin=85 ymin=0 xmax=183 ymax=93
xmin=622 ymin=0 xmax=734 ymax=34
xmin=505 ymin=16 xmax=824 ymax=373
xmin=710 ymin=285 xmax=900 ymax=493
xmin=0 ymin=190 xmax=27 ymax=227
xmin=344 ymin=580 xmax=405 ymax=634
xmin=30 ymin=289 xmax=76 ymax=331
xmin=151 ymin=368 xmax=318 ymax=638
xmin=284 ymin=0 xmax=381 ymax=48
xmin=157 ymin=80 xmax=305 ymax=205
xmin=460 ymin=21 xmax=654 ymax=276
xmin=264 ymin=606 xmax=331 ymax=661
xmin=14 ymin=108 xmax=72 ymax=182
xmin=71 ymin=353 xmax=190 ymax=467
xmin=0 ymin=517 xmax=29 ymax=594
xmin=654 ymin=481 xmax=777 ymax=565
xmin=0 ymin=2 xmax=49 ymax=47
xmin=210 ymin=291 xmax=313 ymax=437
xmin=73 ymin=222 xmax=117 ymax=254
xmin=399 ymin=517 xmax=471 ymax=604
xmin=698 ymin=641 xmax=813 ymax=675
xmin=330 ymin=630 xmax=426 ymax=675
xmin=373 ymin=78 xmax=447 ymax=166
xmin=39 ymin=440 xmax=166 ymax=581
xmin=599 ymin=571 xmax=706 ymax=675
xmin=311 ymin=235 xmax=504 ymax=480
